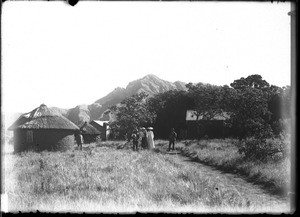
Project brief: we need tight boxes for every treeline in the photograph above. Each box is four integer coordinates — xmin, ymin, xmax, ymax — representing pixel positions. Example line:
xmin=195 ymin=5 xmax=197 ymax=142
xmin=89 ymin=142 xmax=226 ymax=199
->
xmin=108 ymin=74 xmax=291 ymax=141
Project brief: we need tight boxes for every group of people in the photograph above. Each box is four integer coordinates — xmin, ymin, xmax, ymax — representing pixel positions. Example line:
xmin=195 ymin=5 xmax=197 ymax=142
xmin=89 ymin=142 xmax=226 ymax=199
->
xmin=130 ymin=127 xmax=178 ymax=152
xmin=75 ymin=126 xmax=178 ymax=152
xmin=130 ymin=127 xmax=155 ymax=151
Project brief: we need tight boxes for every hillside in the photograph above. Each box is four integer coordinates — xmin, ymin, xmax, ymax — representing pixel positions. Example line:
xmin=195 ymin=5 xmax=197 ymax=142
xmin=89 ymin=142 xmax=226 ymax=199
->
xmin=123 ymin=74 xmax=186 ymax=97
xmin=4 ymin=74 xmax=188 ymax=128
xmin=64 ymin=74 xmax=188 ymax=125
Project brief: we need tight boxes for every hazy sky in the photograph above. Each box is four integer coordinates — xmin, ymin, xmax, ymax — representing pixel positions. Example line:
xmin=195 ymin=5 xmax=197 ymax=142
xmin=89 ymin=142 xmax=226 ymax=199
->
xmin=2 ymin=1 xmax=291 ymax=114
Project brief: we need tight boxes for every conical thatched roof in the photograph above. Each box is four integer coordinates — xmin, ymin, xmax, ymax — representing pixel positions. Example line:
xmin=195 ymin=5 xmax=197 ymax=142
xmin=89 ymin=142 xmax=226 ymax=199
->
xmin=8 ymin=104 xmax=79 ymax=131
xmin=81 ymin=123 xmax=101 ymax=135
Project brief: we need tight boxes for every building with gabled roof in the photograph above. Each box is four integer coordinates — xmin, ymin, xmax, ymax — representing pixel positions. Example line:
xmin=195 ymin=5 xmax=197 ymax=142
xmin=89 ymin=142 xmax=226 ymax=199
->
xmin=185 ymin=110 xmax=231 ymax=139
xmin=89 ymin=120 xmax=110 ymax=141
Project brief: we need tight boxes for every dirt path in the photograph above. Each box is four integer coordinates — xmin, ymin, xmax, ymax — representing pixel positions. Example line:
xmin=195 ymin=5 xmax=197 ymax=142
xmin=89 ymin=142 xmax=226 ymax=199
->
xmin=166 ymin=150 xmax=290 ymax=211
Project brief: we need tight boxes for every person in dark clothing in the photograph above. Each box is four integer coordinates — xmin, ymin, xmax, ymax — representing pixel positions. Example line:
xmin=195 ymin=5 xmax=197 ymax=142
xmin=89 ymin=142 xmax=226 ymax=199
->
xmin=168 ymin=128 xmax=177 ymax=151
xmin=131 ymin=129 xmax=139 ymax=151
xmin=137 ymin=128 xmax=144 ymax=150
xmin=75 ymin=130 xmax=83 ymax=151
xmin=140 ymin=127 xmax=147 ymax=149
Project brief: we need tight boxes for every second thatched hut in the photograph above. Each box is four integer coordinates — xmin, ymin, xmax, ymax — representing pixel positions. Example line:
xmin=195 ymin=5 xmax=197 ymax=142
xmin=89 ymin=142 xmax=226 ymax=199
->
xmin=79 ymin=121 xmax=101 ymax=143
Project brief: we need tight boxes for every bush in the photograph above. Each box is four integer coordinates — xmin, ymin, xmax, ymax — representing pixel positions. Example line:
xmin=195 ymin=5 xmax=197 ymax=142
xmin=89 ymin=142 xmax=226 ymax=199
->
xmin=237 ymin=137 xmax=288 ymax=162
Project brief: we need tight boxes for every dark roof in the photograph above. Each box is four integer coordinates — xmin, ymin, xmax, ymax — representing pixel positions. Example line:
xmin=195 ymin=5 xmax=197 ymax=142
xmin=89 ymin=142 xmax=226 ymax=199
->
xmin=8 ymin=104 xmax=79 ymax=131
xmin=80 ymin=123 xmax=101 ymax=135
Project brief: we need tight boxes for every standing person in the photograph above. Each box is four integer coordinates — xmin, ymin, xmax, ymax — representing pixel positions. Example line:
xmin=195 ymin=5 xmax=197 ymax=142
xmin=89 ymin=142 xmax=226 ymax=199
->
xmin=146 ymin=127 xmax=155 ymax=150
xmin=168 ymin=128 xmax=177 ymax=151
xmin=138 ymin=128 xmax=144 ymax=150
xmin=75 ymin=130 xmax=83 ymax=151
xmin=141 ymin=127 xmax=148 ymax=149
xmin=131 ymin=129 xmax=139 ymax=151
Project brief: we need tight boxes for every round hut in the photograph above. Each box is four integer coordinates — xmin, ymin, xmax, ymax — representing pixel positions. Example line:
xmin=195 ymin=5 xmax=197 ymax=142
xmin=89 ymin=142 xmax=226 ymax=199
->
xmin=79 ymin=122 xmax=101 ymax=144
xmin=8 ymin=104 xmax=79 ymax=152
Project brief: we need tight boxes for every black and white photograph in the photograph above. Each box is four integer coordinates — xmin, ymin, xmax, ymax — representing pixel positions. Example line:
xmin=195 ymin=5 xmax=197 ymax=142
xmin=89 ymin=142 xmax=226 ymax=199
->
xmin=1 ymin=0 xmax=295 ymax=214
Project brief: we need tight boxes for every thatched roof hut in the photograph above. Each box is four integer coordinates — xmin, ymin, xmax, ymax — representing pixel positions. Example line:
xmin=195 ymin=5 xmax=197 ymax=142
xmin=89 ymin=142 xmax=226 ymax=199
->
xmin=80 ymin=122 xmax=101 ymax=135
xmin=79 ymin=122 xmax=101 ymax=143
xmin=8 ymin=104 xmax=79 ymax=152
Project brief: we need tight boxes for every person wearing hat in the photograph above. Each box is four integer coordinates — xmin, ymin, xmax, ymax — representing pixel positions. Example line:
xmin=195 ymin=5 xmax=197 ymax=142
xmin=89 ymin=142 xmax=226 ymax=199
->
xmin=168 ymin=128 xmax=177 ymax=151
xmin=146 ymin=127 xmax=155 ymax=150
xmin=131 ymin=129 xmax=139 ymax=151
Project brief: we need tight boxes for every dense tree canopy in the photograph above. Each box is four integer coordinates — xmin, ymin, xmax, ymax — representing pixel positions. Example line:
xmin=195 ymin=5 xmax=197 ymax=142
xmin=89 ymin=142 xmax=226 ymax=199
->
xmin=108 ymin=92 xmax=156 ymax=139
xmin=230 ymin=74 xmax=270 ymax=90
xmin=108 ymin=74 xmax=291 ymax=140
xmin=186 ymin=83 xmax=225 ymax=121
xmin=146 ymin=90 xmax=193 ymax=139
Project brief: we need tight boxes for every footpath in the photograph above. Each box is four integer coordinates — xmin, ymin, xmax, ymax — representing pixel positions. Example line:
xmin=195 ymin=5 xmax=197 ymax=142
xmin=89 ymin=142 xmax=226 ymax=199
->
xmin=164 ymin=149 xmax=291 ymax=212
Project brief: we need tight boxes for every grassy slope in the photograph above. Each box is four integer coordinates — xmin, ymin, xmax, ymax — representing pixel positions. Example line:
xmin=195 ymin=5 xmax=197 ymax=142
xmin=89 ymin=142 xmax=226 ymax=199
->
xmin=4 ymin=140 xmax=290 ymax=213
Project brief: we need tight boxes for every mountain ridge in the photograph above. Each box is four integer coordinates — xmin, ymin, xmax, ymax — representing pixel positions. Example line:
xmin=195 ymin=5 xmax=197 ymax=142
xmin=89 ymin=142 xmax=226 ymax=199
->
xmin=87 ymin=74 xmax=188 ymax=122
xmin=6 ymin=74 xmax=189 ymax=128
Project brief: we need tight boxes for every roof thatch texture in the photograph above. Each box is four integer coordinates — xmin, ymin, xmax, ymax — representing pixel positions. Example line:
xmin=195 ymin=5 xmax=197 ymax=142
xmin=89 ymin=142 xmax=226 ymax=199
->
xmin=8 ymin=104 xmax=79 ymax=131
xmin=81 ymin=123 xmax=101 ymax=135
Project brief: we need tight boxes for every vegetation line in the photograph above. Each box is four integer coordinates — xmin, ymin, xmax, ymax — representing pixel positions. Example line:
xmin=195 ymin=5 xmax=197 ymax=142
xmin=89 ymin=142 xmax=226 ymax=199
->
xmin=172 ymin=140 xmax=289 ymax=199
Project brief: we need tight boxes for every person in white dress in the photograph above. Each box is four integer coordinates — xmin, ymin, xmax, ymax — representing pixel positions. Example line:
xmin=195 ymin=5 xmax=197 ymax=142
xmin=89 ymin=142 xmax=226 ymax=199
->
xmin=146 ymin=127 xmax=155 ymax=150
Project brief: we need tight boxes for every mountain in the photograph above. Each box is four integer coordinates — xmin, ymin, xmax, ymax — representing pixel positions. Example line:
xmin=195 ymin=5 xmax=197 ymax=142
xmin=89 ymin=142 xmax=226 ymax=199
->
xmin=50 ymin=107 xmax=69 ymax=117
xmin=58 ymin=74 xmax=187 ymax=124
xmin=123 ymin=74 xmax=186 ymax=97
xmin=65 ymin=105 xmax=91 ymax=126
xmin=3 ymin=74 xmax=187 ymax=126
xmin=91 ymin=74 xmax=187 ymax=122
xmin=174 ymin=81 xmax=187 ymax=90
xmin=95 ymin=87 xmax=127 ymax=105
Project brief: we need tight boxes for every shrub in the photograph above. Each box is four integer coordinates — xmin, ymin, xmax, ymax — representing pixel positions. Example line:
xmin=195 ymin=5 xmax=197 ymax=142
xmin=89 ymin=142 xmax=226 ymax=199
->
xmin=237 ymin=137 xmax=288 ymax=162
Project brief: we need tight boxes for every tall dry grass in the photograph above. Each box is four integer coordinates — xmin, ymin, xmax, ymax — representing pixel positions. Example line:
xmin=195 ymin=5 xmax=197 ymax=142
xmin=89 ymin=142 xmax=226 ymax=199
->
xmin=3 ymin=140 xmax=290 ymax=213
xmin=172 ymin=138 xmax=291 ymax=196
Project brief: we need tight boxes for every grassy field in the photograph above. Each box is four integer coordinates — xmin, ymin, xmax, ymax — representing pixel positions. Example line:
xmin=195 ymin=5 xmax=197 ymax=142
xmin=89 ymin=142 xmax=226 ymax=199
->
xmin=174 ymin=139 xmax=290 ymax=197
xmin=3 ymin=140 xmax=290 ymax=213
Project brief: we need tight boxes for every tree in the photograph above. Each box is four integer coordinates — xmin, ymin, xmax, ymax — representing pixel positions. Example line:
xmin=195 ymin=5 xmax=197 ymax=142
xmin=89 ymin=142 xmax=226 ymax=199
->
xmin=108 ymin=92 xmax=156 ymax=139
xmin=230 ymin=74 xmax=270 ymax=91
xmin=146 ymin=90 xmax=193 ymax=139
xmin=186 ymin=83 xmax=226 ymax=139
xmin=228 ymin=74 xmax=292 ymax=139
xmin=267 ymin=85 xmax=291 ymax=135
xmin=186 ymin=83 xmax=224 ymax=121
xmin=228 ymin=86 xmax=273 ymax=139
xmin=230 ymin=74 xmax=273 ymax=139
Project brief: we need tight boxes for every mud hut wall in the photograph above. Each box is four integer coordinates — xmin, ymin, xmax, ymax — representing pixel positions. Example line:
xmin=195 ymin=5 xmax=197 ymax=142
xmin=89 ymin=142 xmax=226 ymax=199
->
xmin=82 ymin=134 xmax=98 ymax=144
xmin=13 ymin=129 xmax=76 ymax=152
xmin=13 ymin=130 xmax=28 ymax=152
